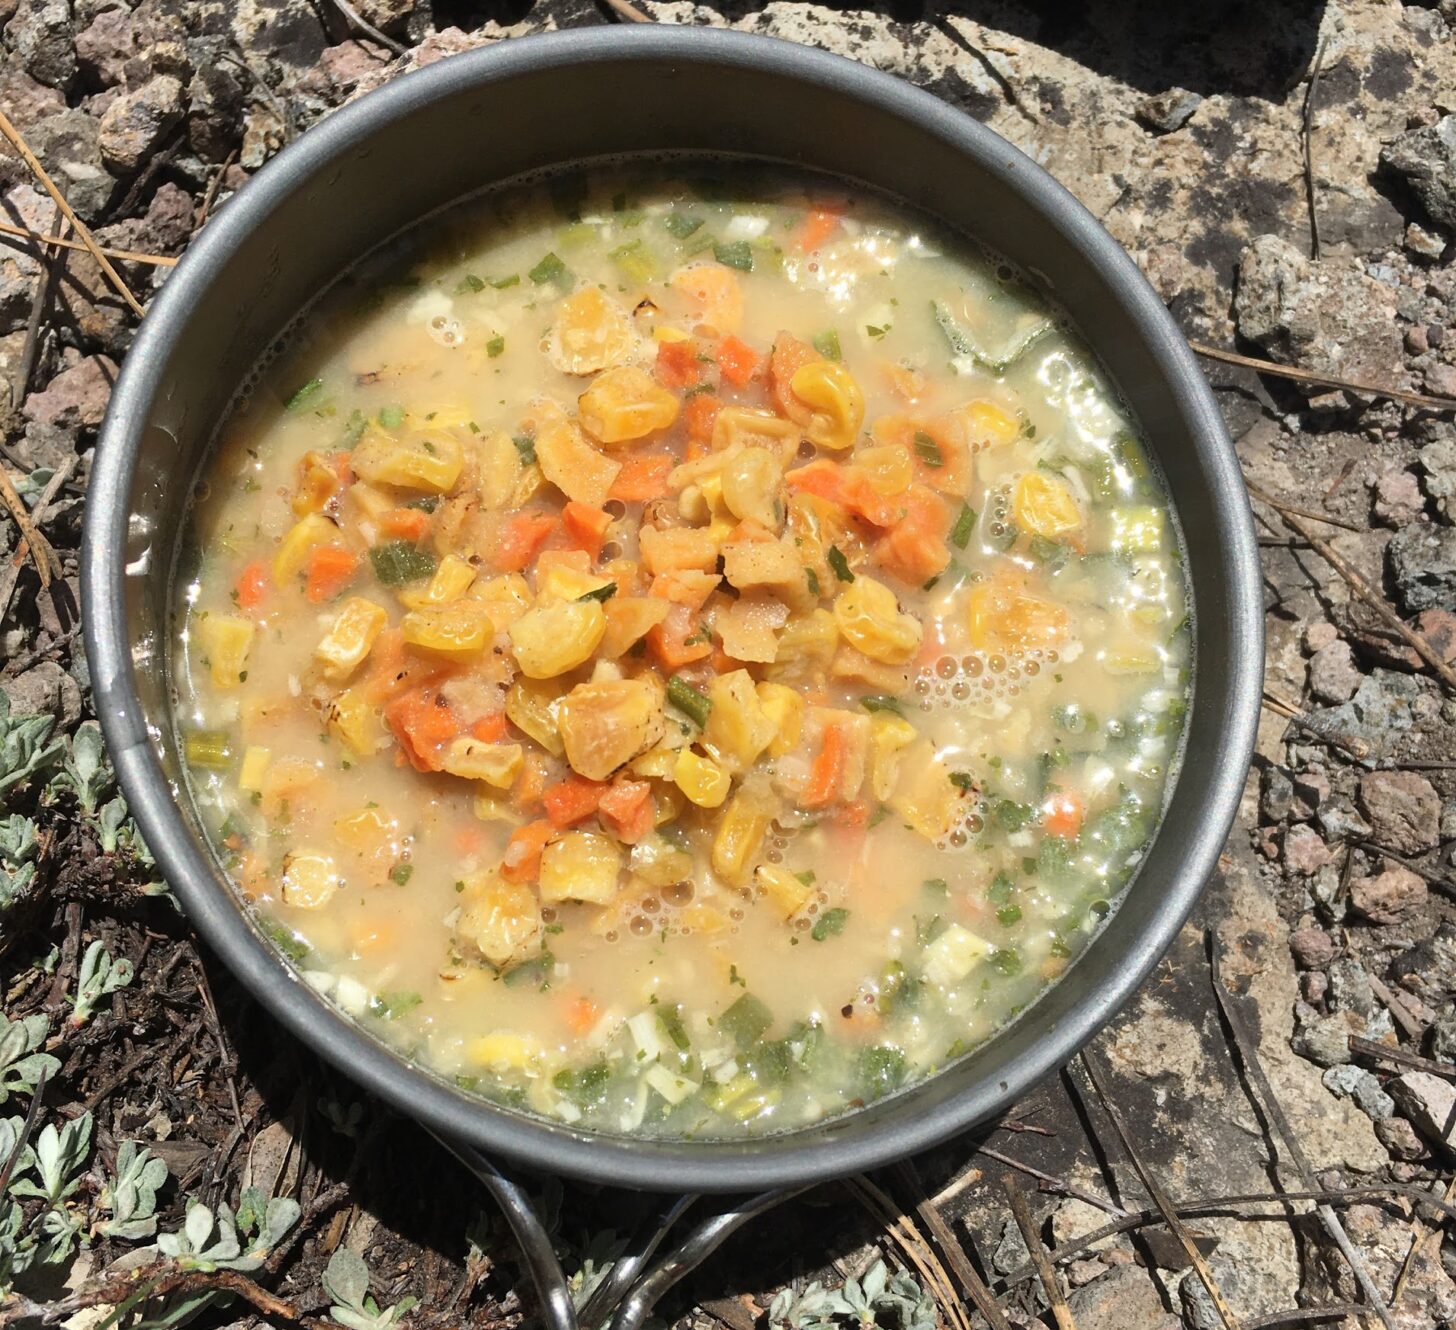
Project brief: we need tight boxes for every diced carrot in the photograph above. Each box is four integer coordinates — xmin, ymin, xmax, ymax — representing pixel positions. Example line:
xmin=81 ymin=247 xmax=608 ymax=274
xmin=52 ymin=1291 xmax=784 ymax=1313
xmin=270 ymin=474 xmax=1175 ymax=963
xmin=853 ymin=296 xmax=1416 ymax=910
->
xmin=875 ymin=485 xmax=951 ymax=585
xmin=542 ymin=776 xmax=608 ymax=828
xmin=562 ymin=500 xmax=613 ymax=561
xmin=304 ymin=544 xmax=361 ymax=604
xmin=471 ymin=712 xmax=509 ymax=743
xmin=647 ymin=602 xmax=712 ymax=670
xmin=802 ymin=723 xmax=846 ymax=809
xmin=655 ymin=339 xmax=702 ymax=390
xmin=796 ymin=207 xmax=841 ymax=254
xmin=769 ymin=332 xmax=820 ymax=422
xmin=716 ymin=336 xmax=759 ymax=387
xmin=362 ymin=629 xmax=449 ymax=703
xmin=1042 ymin=790 xmax=1084 ymax=839
xmin=236 ymin=560 xmax=270 ymax=611
xmin=380 ymin=507 xmax=432 ymax=542
xmin=455 ymin=825 xmax=484 ymax=855
xmin=493 ymin=511 xmax=557 ymax=573
xmin=384 ymin=687 xmax=460 ymax=773
xmin=562 ymin=993 xmax=600 ymax=1037
xmin=329 ymin=450 xmax=354 ymax=486
xmin=881 ymin=362 xmax=929 ymax=403
xmin=784 ymin=460 xmax=898 ymax=527
xmin=608 ymin=454 xmax=673 ymax=502
xmin=723 ymin=519 xmax=774 ymax=545
xmin=598 ymin=779 xmax=654 ymax=843
xmin=832 ymin=799 xmax=871 ymax=829
xmin=682 ymin=391 xmax=721 ymax=444
xmin=501 ymin=819 xmax=555 ymax=883
xmin=649 ymin=572 xmax=718 ymax=611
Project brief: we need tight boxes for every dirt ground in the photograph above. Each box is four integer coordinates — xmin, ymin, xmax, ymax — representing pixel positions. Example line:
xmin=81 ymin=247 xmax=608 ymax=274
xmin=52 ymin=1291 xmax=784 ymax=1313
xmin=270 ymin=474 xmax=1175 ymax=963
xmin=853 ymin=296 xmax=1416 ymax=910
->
xmin=2 ymin=3 xmax=1455 ymax=1329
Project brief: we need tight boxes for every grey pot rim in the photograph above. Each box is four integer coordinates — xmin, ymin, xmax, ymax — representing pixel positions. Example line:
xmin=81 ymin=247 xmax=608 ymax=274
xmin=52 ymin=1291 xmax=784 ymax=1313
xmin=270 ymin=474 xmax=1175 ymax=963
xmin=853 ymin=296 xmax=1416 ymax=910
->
xmin=82 ymin=25 xmax=1262 ymax=1193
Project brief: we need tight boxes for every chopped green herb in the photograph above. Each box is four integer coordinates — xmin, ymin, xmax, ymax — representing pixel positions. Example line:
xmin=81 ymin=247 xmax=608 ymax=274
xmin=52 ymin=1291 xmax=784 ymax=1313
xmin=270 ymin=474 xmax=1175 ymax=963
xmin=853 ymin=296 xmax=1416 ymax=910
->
xmin=577 ymin=582 xmax=618 ymax=603
xmin=950 ymin=502 xmax=976 ymax=549
xmin=713 ymin=240 xmax=754 ymax=271
xmin=341 ymin=409 xmax=367 ymax=446
xmin=369 ymin=990 xmax=422 ymax=1020
xmin=811 ymin=908 xmax=850 ymax=941
xmin=552 ymin=1060 xmax=611 ymax=1105
xmin=657 ymin=1003 xmax=691 ymax=1050
xmin=369 ymin=541 xmax=437 ymax=586
xmin=996 ymin=903 xmax=1023 ymax=926
xmin=718 ymin=992 xmax=772 ymax=1049
xmin=991 ymin=948 xmax=1023 ymax=976
xmin=795 ymin=870 xmax=816 ymax=887
xmin=922 ymin=877 xmax=949 ymax=895
xmin=528 ymin=252 xmax=570 ymax=286
xmin=858 ymin=1045 xmax=907 ymax=1100
xmin=457 ymin=274 xmax=486 ymax=293
xmin=486 ymin=335 xmax=506 ymax=359
xmin=285 ymin=378 xmax=325 ymax=412
xmin=666 ymin=675 xmax=712 ymax=728
xmin=389 ymin=862 xmax=414 ymax=886
xmin=377 ymin=404 xmax=405 ymax=430
xmin=914 ymin=431 xmax=944 ymax=467
xmin=404 ymin=495 xmax=439 ymax=513
xmin=512 ymin=434 xmax=537 ymax=465
xmin=258 ymin=915 xmax=309 ymax=965
xmin=812 ymin=330 xmax=842 ymax=361
xmin=490 ymin=273 xmax=520 ymax=289
xmin=665 ymin=211 xmax=704 ymax=239
xmin=805 ymin=566 xmax=821 ymax=596
xmin=860 ymin=695 xmax=905 ymax=717
xmin=504 ymin=949 xmax=556 ymax=990
xmin=865 ymin=324 xmax=889 ymax=339
xmin=827 ymin=545 xmax=854 ymax=583
xmin=728 ymin=964 xmax=747 ymax=988
xmin=949 ymin=770 xmax=975 ymax=791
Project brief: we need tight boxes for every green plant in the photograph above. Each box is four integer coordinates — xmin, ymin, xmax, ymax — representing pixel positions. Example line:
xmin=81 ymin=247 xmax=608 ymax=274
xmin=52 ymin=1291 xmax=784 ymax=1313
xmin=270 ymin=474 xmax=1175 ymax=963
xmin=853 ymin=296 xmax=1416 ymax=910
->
xmin=0 ymin=1014 xmax=59 ymax=1104
xmin=322 ymin=1247 xmax=418 ymax=1330
xmin=768 ymin=1261 xmax=935 ymax=1330
xmin=0 ymin=696 xmax=65 ymax=795
xmin=96 ymin=1141 xmax=169 ymax=1241
xmin=0 ymin=813 xmax=39 ymax=909
xmin=49 ymin=721 xmax=110 ymax=815
xmin=8 ymin=1112 xmax=93 ymax=1267
xmin=67 ymin=940 xmax=135 ymax=1026
xmin=155 ymin=1188 xmax=300 ymax=1273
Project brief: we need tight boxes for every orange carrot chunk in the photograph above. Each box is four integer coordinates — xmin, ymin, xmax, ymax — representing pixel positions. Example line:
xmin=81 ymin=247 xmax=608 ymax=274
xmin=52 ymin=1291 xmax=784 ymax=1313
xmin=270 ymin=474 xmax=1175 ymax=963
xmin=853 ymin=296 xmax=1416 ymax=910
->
xmin=716 ymin=336 xmax=759 ymax=387
xmin=875 ymin=486 xmax=951 ymax=585
xmin=380 ymin=507 xmax=432 ymax=542
xmin=655 ymin=339 xmax=702 ymax=390
xmin=384 ymin=687 xmax=460 ymax=772
xmin=304 ymin=544 xmax=361 ymax=604
xmin=1042 ymin=790 xmax=1084 ymax=839
xmin=542 ymin=776 xmax=608 ymax=828
xmin=607 ymin=454 xmax=673 ymax=503
xmin=796 ymin=206 xmax=841 ymax=254
xmin=562 ymin=500 xmax=613 ymax=561
xmin=236 ymin=560 xmax=270 ymax=611
xmin=501 ymin=819 xmax=556 ymax=883
xmin=646 ymin=602 xmax=712 ymax=670
xmin=802 ymin=724 xmax=847 ymax=809
xmin=598 ymin=779 xmax=654 ymax=843
xmin=493 ymin=512 xmax=557 ymax=573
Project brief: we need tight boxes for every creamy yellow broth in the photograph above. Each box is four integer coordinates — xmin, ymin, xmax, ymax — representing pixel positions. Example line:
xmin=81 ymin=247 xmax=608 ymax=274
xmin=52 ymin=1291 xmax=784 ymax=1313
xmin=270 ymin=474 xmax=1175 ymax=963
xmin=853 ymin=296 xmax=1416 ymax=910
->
xmin=177 ymin=167 xmax=1189 ymax=1136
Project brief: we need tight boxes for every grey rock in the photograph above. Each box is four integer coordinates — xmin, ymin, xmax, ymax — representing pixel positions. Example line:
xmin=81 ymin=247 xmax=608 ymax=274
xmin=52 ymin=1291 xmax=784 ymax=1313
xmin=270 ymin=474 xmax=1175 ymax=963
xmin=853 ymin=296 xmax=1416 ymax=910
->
xmin=1389 ymin=921 xmax=1456 ymax=1006
xmin=1234 ymin=235 xmax=1404 ymax=394
xmin=1388 ymin=1072 xmax=1456 ymax=1150
xmin=1407 ymin=221 xmax=1449 ymax=260
xmin=22 ymin=355 xmax=116 ymax=430
xmin=1307 ymin=639 xmax=1360 ymax=704
xmin=1429 ymin=1010 xmax=1456 ymax=1062
xmin=1260 ymin=765 xmax=1293 ymax=823
xmin=1291 ymin=768 xmax=1331 ymax=819
xmin=1067 ymin=1266 xmax=1173 ymax=1330
xmin=1389 ymin=520 xmax=1456 ymax=613
xmin=1372 ymin=468 xmax=1425 ymax=525
xmin=1327 ymin=958 xmax=1376 ymax=1018
xmin=186 ymin=55 xmax=246 ymax=162
xmin=75 ymin=6 xmax=133 ymax=89
xmin=25 ymin=109 xmax=112 ymax=224
xmin=0 ymin=182 xmax=49 ymax=335
xmin=1 ymin=661 xmax=82 ymax=727
xmin=1420 ymin=436 xmax=1456 ymax=522
xmin=1309 ymin=668 xmax=1438 ymax=757
xmin=1350 ymin=864 xmax=1428 ymax=925
xmin=1322 ymin=1064 xmax=1394 ymax=1120
xmin=1382 ymin=115 xmax=1456 ymax=230
xmin=4 ymin=0 xmax=76 ymax=90
xmin=1315 ymin=797 xmax=1372 ymax=844
xmin=98 ymin=75 xmax=185 ymax=175
xmin=0 ymin=60 xmax=65 ymax=133
xmin=1290 ymin=926 xmax=1336 ymax=970
xmin=1375 ymin=1115 xmax=1427 ymax=1161
xmin=1358 ymin=770 xmax=1442 ymax=856
xmin=231 ymin=0 xmax=327 ymax=70
xmin=1301 ymin=970 xmax=1328 ymax=1003
xmin=1135 ymin=87 xmax=1202 ymax=135
xmin=1292 ymin=1010 xmax=1364 ymax=1068
xmin=992 ymin=1217 xmax=1030 ymax=1276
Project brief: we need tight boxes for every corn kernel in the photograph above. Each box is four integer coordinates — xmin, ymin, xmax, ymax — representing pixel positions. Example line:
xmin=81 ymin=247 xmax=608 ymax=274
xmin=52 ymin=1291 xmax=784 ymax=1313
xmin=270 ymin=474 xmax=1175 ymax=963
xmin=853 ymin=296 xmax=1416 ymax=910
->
xmin=579 ymin=365 xmax=680 ymax=443
xmin=869 ymin=713 xmax=917 ymax=801
xmin=653 ymin=324 xmax=690 ymax=343
xmin=539 ymin=830 xmax=623 ymax=904
xmin=790 ymin=361 xmax=865 ymax=451
xmin=398 ymin=554 xmax=477 ymax=610
xmin=506 ymin=678 xmax=565 ymax=755
xmin=630 ymin=834 xmax=693 ymax=887
xmin=1013 ymin=471 xmax=1082 ymax=540
xmin=558 ymin=677 xmax=666 ymax=781
xmin=325 ymin=689 xmax=383 ymax=756
xmin=702 ymin=670 xmax=775 ymax=773
xmin=281 ymin=850 xmax=338 ymax=910
xmin=348 ymin=480 xmax=395 ymax=521
xmin=629 ymin=746 xmax=679 ymax=780
xmin=273 ymin=513 xmax=338 ymax=587
xmin=292 ymin=453 xmax=339 ymax=515
xmin=923 ymin=923 xmax=992 ymax=985
xmin=197 ymin=614 xmax=254 ymax=688
xmin=508 ymin=599 xmax=606 ymax=678
xmin=468 ymin=1032 xmax=541 ymax=1069
xmin=238 ymin=745 xmax=271 ymax=792
xmin=334 ymin=805 xmax=393 ymax=846
xmin=959 ymin=399 xmax=1019 ymax=449
xmin=351 ymin=431 xmax=463 ymax=493
xmin=772 ymin=609 xmax=840 ymax=675
xmin=756 ymin=682 xmax=805 ymax=756
xmin=442 ymin=738 xmax=524 ymax=787
xmin=314 ymin=596 xmax=387 ymax=681
xmin=755 ymin=863 xmax=811 ymax=920
xmin=674 ymin=747 xmax=731 ymax=808
xmin=711 ymin=785 xmax=776 ymax=883
xmin=456 ymin=872 xmax=542 ymax=967
xmin=833 ymin=576 xmax=921 ymax=665
xmin=401 ymin=602 xmax=493 ymax=659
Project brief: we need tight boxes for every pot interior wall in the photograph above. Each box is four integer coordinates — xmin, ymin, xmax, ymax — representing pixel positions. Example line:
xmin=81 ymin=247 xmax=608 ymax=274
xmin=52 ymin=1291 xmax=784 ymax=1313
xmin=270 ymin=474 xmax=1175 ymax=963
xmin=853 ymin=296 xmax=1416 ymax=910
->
xmin=95 ymin=32 xmax=1255 ymax=1191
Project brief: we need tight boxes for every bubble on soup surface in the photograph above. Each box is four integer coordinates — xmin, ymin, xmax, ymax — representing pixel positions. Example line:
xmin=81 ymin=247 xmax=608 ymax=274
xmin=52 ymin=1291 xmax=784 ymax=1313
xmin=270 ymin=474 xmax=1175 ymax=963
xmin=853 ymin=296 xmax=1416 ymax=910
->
xmin=630 ymin=915 xmax=653 ymax=936
xmin=641 ymin=895 xmax=659 ymax=913
xmin=936 ymin=655 xmax=957 ymax=680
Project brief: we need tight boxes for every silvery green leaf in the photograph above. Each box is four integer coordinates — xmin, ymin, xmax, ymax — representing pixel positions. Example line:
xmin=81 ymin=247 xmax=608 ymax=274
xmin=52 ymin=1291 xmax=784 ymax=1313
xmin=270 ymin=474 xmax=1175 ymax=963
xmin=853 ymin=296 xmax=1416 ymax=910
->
xmin=861 ymin=1260 xmax=888 ymax=1305
xmin=0 ymin=815 xmax=38 ymax=864
xmin=184 ymin=1201 xmax=215 ymax=1252
xmin=0 ymin=697 xmax=65 ymax=794
xmin=97 ymin=796 xmax=128 ymax=852
xmin=262 ymin=1196 xmax=300 ymax=1246
xmin=98 ymin=1140 xmax=168 ymax=1240
xmin=323 ymin=1247 xmax=372 ymax=1310
xmin=27 ymin=1113 xmax=91 ymax=1202
xmin=55 ymin=722 xmax=110 ymax=814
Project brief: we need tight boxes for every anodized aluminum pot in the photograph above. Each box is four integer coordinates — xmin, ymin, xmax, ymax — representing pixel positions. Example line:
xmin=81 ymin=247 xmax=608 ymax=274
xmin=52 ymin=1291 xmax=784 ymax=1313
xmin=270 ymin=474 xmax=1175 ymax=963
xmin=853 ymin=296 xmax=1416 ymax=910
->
xmin=82 ymin=26 xmax=1262 ymax=1195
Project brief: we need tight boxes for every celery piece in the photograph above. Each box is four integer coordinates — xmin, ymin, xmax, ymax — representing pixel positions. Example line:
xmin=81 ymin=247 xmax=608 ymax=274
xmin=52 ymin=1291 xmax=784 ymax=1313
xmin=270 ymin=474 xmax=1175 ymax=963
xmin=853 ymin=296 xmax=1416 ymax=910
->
xmin=859 ymin=695 xmax=904 ymax=717
xmin=713 ymin=240 xmax=753 ymax=272
xmin=949 ymin=503 xmax=976 ymax=549
xmin=369 ymin=991 xmax=421 ymax=1020
xmin=185 ymin=729 xmax=233 ymax=770
xmin=718 ymin=993 xmax=772 ymax=1049
xmin=609 ymin=239 xmax=657 ymax=285
xmin=665 ymin=211 xmax=704 ymax=239
xmin=486 ymin=336 xmax=506 ymax=359
xmin=528 ymin=252 xmax=570 ymax=286
xmin=285 ymin=377 xmax=324 ymax=412
xmin=552 ymin=1060 xmax=611 ymax=1105
xmin=377 ymin=404 xmax=405 ymax=430
xmin=666 ymin=675 xmax=712 ymax=728
xmin=369 ymin=541 xmax=437 ymax=586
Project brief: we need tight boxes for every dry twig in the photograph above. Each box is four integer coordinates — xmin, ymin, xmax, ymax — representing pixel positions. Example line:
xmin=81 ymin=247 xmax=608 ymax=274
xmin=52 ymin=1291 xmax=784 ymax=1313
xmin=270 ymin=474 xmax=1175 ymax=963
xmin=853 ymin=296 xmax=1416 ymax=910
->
xmin=1001 ymin=1174 xmax=1076 ymax=1330
xmin=329 ymin=0 xmax=408 ymax=55
xmin=892 ymin=1159 xmax=996 ymax=1320
xmin=1260 ymin=691 xmax=1369 ymax=763
xmin=1191 ymin=341 xmax=1455 ymax=411
xmin=0 ymin=108 xmax=145 ymax=317
xmin=0 ymin=464 xmax=59 ymax=586
xmin=1302 ymin=38 xmax=1327 ymax=260
xmin=1246 ymin=479 xmax=1456 ymax=694
xmin=1392 ymin=1173 xmax=1456 ymax=1305
xmin=601 ymin=0 xmax=654 ymax=21
xmin=1347 ymin=1035 xmax=1454 ymax=1081
xmin=1079 ymin=1050 xmax=1243 ymax=1330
